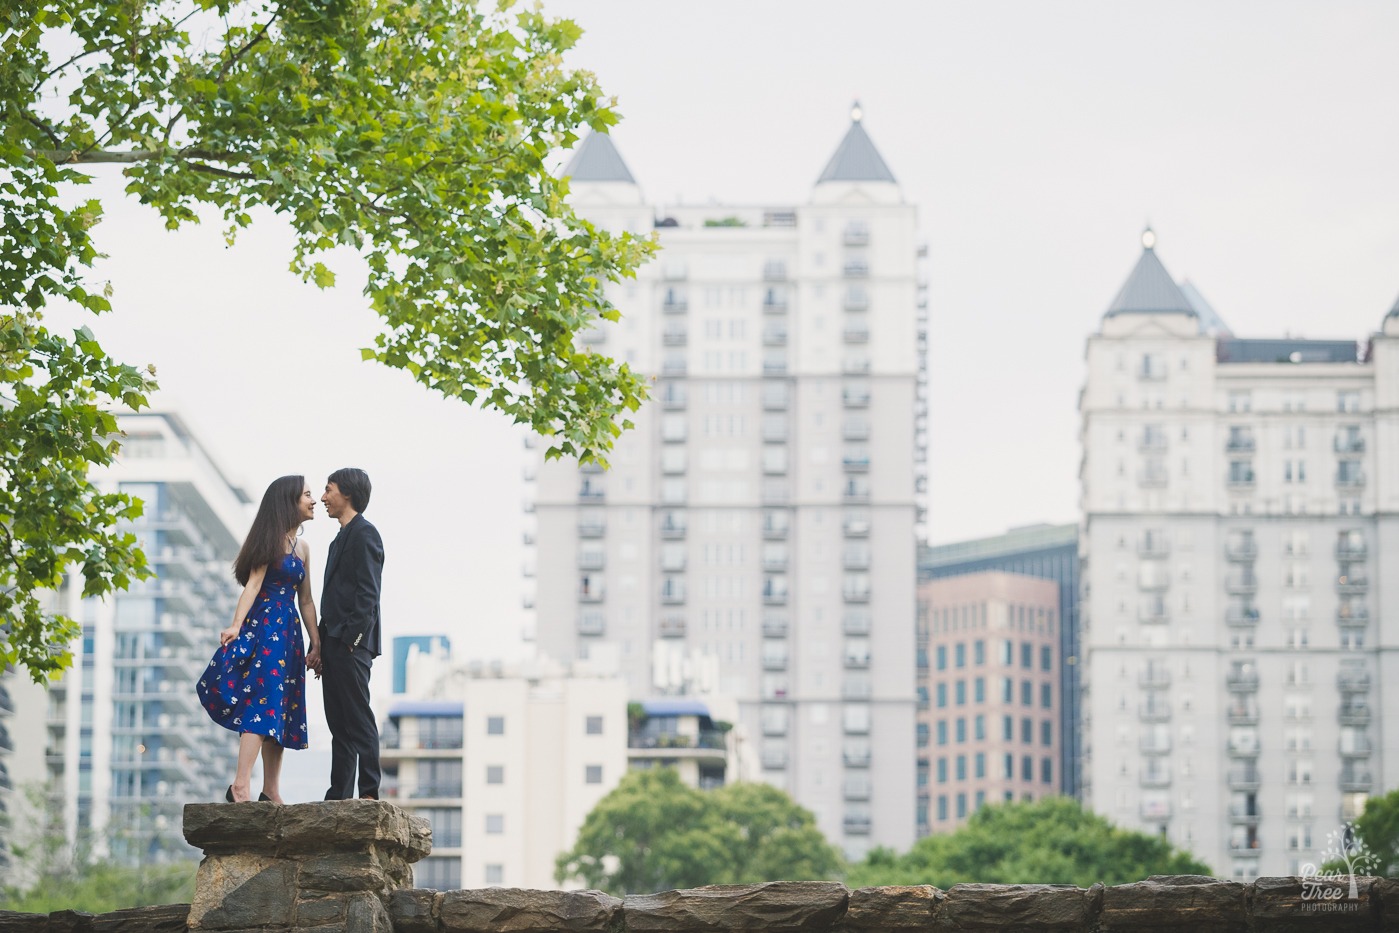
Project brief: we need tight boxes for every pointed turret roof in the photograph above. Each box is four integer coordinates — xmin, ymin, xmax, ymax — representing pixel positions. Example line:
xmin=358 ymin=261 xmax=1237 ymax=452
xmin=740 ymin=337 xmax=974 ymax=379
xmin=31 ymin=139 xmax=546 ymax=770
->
xmin=817 ymin=102 xmax=896 ymax=184
xmin=1105 ymin=228 xmax=1196 ymax=317
xmin=562 ymin=131 xmax=636 ymax=184
xmin=1181 ymin=280 xmax=1231 ymax=336
xmin=1387 ymin=292 xmax=1399 ymax=318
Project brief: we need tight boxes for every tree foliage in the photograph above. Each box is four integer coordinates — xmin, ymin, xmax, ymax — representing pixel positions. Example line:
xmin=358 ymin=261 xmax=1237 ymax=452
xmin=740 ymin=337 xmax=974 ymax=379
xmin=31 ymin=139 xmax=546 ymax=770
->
xmin=1324 ymin=789 xmax=1399 ymax=878
xmin=848 ymin=796 xmax=1211 ymax=888
xmin=555 ymin=768 xmax=843 ymax=895
xmin=0 ymin=781 xmax=196 ymax=912
xmin=1 ymin=1 xmax=652 ymax=679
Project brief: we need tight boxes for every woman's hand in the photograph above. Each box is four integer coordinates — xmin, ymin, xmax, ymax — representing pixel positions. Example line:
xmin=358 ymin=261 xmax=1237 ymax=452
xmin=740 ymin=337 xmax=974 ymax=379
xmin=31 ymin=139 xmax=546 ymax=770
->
xmin=219 ymin=622 xmax=242 ymax=647
xmin=306 ymin=644 xmax=322 ymax=676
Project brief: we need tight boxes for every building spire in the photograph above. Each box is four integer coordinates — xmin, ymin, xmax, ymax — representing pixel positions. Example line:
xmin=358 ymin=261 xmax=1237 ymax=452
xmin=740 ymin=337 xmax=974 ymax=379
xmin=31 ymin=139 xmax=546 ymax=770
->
xmin=561 ymin=131 xmax=637 ymax=184
xmin=1104 ymin=229 xmax=1196 ymax=317
xmin=816 ymin=103 xmax=896 ymax=185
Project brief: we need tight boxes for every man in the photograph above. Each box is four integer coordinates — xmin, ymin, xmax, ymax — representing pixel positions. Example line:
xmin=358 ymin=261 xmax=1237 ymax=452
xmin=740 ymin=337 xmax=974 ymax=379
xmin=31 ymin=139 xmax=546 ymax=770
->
xmin=319 ymin=467 xmax=385 ymax=800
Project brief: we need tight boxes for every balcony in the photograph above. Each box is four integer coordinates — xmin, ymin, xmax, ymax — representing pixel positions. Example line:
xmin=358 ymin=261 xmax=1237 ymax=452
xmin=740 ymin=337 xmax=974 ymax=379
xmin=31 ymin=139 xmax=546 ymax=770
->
xmin=762 ymin=616 xmax=788 ymax=638
xmin=1225 ymin=539 xmax=1258 ymax=561
xmin=1338 ymin=670 xmax=1370 ymax=693
xmin=1228 ymin=805 xmax=1262 ymax=825
xmin=842 ymin=421 xmax=871 ymax=441
xmin=1336 ymin=574 xmax=1368 ymax=595
xmin=658 ymin=615 xmax=686 ymax=638
xmin=843 ymin=389 xmax=871 ymax=408
xmin=763 ymin=262 xmax=789 ymax=282
xmin=763 ymin=423 xmax=789 ymax=444
xmin=577 ymin=551 xmax=605 ymax=571
xmin=1225 ymin=573 xmax=1258 ymax=595
xmin=763 ymin=518 xmax=789 ymax=540
xmin=843 ymin=454 xmax=870 ymax=473
xmin=661 ymin=358 xmax=688 ymax=377
xmin=1339 ymin=737 xmax=1372 ymax=758
xmin=843 ymin=749 xmax=872 ymax=768
xmin=763 ymin=293 xmax=788 ymax=314
xmin=762 ymin=358 xmax=788 ymax=377
xmin=843 ymin=611 xmax=871 ymax=635
xmin=763 ymin=652 xmax=789 ymax=672
xmin=662 ymin=327 xmax=688 ymax=347
xmin=1227 ymin=839 xmax=1262 ymax=856
xmin=1137 ymin=537 xmax=1170 ymax=558
xmin=762 ymin=389 xmax=789 ymax=411
xmin=842 ymin=356 xmax=871 ymax=375
xmin=1227 ymin=737 xmax=1260 ymax=758
xmin=1137 ymin=467 xmax=1168 ymax=488
xmin=1339 ymin=704 xmax=1370 ymax=726
xmin=1335 ymin=470 xmax=1366 ymax=488
xmin=842 ymin=679 xmax=872 ymax=700
xmin=1139 ymin=667 xmax=1171 ymax=688
xmin=844 ymin=651 xmax=871 ymax=670
xmin=844 ymin=779 xmax=872 ymax=801
xmin=1138 ymin=604 xmax=1169 ymax=625
xmin=843 ymin=324 xmax=870 ymax=343
xmin=1225 ymin=607 xmax=1260 ymax=627
xmin=1228 ymin=768 xmax=1261 ymax=791
xmin=1337 ymin=608 xmax=1369 ymax=628
xmin=1336 ymin=541 xmax=1368 ymax=560
xmin=763 ymin=326 xmax=788 ymax=347
xmin=843 ymin=816 xmax=872 ymax=835
xmin=843 ymin=485 xmax=870 ymax=504
xmin=844 ymin=290 xmax=869 ymax=312
xmin=661 ymin=585 xmax=686 ymax=606
xmin=843 ymin=587 xmax=871 ymax=604
xmin=577 ymin=488 xmax=605 ymax=504
xmin=843 ymin=550 xmax=870 ymax=571
xmin=843 ymin=224 xmax=870 ymax=246
xmin=1139 ymin=701 xmax=1172 ymax=723
xmin=1140 ymin=801 xmax=1173 ymax=821
xmin=1226 ymin=472 xmax=1256 ymax=489
xmin=1138 ymin=734 xmax=1172 ymax=755
xmin=660 ymin=520 xmax=686 ymax=540
xmin=1226 ymin=668 xmax=1260 ymax=692
xmin=662 ymin=296 xmax=689 ymax=313
xmin=762 ymin=749 xmax=788 ymax=769
xmin=1138 ymin=433 xmax=1168 ymax=453
xmin=844 ymin=516 xmax=870 ymax=537
xmin=1226 ymin=705 xmax=1259 ymax=726
xmin=1225 ymin=435 xmax=1256 ymax=452
xmin=1340 ymin=770 xmax=1372 ymax=793
xmin=842 ymin=260 xmax=870 ymax=279
xmin=578 ymin=613 xmax=605 ymax=636
xmin=1334 ymin=435 xmax=1365 ymax=453
xmin=763 ymin=551 xmax=788 ymax=572
xmin=1140 ymin=768 xmax=1172 ymax=788
xmin=763 ymin=587 xmax=789 ymax=607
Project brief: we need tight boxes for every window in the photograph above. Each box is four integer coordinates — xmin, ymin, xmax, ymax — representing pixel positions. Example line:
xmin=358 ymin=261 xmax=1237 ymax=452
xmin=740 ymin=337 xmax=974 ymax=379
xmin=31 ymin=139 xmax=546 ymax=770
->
xmin=1042 ymin=758 xmax=1053 ymax=785
xmin=1040 ymin=646 xmax=1052 ymax=671
xmin=586 ymin=715 xmax=604 ymax=735
xmin=585 ymin=765 xmax=603 ymax=784
xmin=955 ymin=680 xmax=966 ymax=705
xmin=486 ymin=765 xmax=504 ymax=785
xmin=1002 ymin=716 xmax=1013 ymax=741
xmin=1021 ymin=642 xmax=1033 ymax=669
xmin=936 ymin=646 xmax=947 ymax=670
xmin=1041 ymin=683 xmax=1052 ymax=708
xmin=936 ymin=720 xmax=947 ymax=745
xmin=937 ymin=758 xmax=947 ymax=783
xmin=1021 ymin=717 xmax=1032 ymax=743
xmin=974 ymin=677 xmax=985 ymax=703
xmin=954 ymin=643 xmax=966 ymax=668
xmin=1021 ymin=680 xmax=1033 ymax=706
xmin=485 ymin=864 xmax=504 ymax=885
xmin=955 ymin=718 xmax=966 ymax=743
xmin=937 ymin=795 xmax=948 ymax=821
xmin=1042 ymin=720 xmax=1053 ymax=746
xmin=975 ymin=752 xmax=986 ymax=778
xmin=1001 ymin=677 xmax=1014 ymax=702
xmin=486 ymin=716 xmax=505 ymax=735
xmin=974 ymin=640 xmax=985 ymax=665
xmin=955 ymin=755 xmax=967 ymax=780
xmin=936 ymin=683 xmax=947 ymax=708
xmin=974 ymin=715 xmax=985 ymax=740
xmin=485 ymin=814 xmax=504 ymax=834
xmin=1022 ymin=756 xmax=1034 ymax=781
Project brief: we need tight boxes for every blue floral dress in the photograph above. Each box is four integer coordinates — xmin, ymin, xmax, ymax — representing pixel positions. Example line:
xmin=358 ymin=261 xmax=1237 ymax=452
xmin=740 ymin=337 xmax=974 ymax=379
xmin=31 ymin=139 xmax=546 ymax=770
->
xmin=197 ymin=552 xmax=309 ymax=749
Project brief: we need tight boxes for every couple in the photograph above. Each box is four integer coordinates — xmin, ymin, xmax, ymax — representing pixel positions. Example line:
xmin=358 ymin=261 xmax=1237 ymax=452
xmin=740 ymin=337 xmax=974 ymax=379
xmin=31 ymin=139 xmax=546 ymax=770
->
xmin=196 ymin=468 xmax=384 ymax=803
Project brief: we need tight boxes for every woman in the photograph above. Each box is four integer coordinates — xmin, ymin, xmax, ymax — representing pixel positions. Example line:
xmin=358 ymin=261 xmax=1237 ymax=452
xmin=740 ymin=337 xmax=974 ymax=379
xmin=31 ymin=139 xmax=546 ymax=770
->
xmin=197 ymin=474 xmax=322 ymax=803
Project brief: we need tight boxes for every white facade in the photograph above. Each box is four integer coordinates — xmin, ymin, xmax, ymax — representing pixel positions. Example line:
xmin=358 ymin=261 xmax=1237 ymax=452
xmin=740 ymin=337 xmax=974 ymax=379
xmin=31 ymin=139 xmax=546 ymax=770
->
xmin=525 ymin=110 xmax=924 ymax=857
xmin=1080 ymin=233 xmax=1399 ymax=878
xmin=3 ymin=411 xmax=251 ymax=865
xmin=383 ymin=652 xmax=628 ymax=890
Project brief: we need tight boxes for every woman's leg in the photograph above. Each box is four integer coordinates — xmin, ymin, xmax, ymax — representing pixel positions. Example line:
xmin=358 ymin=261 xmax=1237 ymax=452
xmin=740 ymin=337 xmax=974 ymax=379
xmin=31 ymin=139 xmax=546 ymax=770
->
xmin=260 ymin=737 xmax=285 ymax=803
xmin=232 ymin=732 xmax=262 ymax=801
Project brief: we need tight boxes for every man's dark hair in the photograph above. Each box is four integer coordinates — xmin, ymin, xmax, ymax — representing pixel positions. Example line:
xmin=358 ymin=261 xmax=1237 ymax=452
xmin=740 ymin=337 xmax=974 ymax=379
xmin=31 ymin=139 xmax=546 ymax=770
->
xmin=328 ymin=467 xmax=372 ymax=513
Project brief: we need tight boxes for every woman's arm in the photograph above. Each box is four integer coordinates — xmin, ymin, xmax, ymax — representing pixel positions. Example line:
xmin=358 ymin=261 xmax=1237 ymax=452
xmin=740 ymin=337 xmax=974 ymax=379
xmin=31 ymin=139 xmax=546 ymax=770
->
xmin=219 ymin=565 xmax=267 ymax=647
xmin=296 ymin=539 xmax=322 ymax=672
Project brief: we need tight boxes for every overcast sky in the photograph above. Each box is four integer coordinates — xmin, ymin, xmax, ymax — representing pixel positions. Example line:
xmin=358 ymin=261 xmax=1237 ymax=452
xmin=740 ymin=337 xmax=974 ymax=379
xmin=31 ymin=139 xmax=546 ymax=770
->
xmin=47 ymin=1 xmax=1399 ymax=793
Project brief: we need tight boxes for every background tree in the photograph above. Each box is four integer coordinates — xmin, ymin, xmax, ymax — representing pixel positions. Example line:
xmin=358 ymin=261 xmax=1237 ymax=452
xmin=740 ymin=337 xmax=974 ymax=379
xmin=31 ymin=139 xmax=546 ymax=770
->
xmin=1 ymin=0 xmax=652 ymax=680
xmin=847 ymin=797 xmax=1210 ymax=888
xmin=1323 ymin=789 xmax=1399 ymax=878
xmin=555 ymin=768 xmax=843 ymax=894
xmin=0 ymin=781 xmax=195 ymax=912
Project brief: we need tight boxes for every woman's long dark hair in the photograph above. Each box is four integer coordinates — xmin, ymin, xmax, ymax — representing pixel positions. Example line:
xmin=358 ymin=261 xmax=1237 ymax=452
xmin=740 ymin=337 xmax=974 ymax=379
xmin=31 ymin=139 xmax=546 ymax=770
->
xmin=233 ymin=475 xmax=305 ymax=585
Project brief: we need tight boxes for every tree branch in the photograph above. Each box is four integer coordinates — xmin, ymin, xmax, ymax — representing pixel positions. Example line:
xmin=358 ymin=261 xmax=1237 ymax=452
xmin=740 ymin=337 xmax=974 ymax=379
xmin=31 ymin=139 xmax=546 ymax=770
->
xmin=22 ymin=113 xmax=63 ymax=148
xmin=23 ymin=148 xmax=252 ymax=165
xmin=186 ymin=161 xmax=254 ymax=180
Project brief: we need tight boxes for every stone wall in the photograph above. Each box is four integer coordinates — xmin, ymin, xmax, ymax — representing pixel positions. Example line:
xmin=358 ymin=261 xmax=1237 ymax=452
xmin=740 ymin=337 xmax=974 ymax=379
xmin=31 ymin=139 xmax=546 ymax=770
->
xmin=0 ymin=802 xmax=1395 ymax=932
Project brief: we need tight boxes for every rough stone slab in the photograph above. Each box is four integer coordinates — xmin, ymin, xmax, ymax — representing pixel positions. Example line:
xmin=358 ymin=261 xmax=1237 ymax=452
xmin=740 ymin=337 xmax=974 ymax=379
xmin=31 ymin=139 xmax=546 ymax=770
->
xmin=274 ymin=801 xmax=420 ymax=860
xmin=91 ymin=904 xmax=190 ymax=933
xmin=44 ymin=913 xmax=92 ymax=933
xmin=181 ymin=804 xmax=281 ymax=854
xmin=406 ymin=814 xmax=433 ymax=863
xmin=0 ymin=911 xmax=48 ymax=933
xmin=938 ymin=883 xmax=1100 ymax=932
xmin=297 ymin=851 xmax=396 ymax=894
xmin=1378 ymin=878 xmax=1399 ymax=933
xmin=438 ymin=889 xmax=621 ymax=933
xmin=1100 ymin=877 xmax=1246 ymax=932
xmin=345 ymin=893 xmax=394 ymax=933
xmin=187 ymin=855 xmax=295 ymax=930
xmin=1249 ymin=875 xmax=1376 ymax=932
xmin=389 ymin=890 xmax=441 ymax=933
xmin=624 ymin=882 xmax=848 ymax=933
xmin=840 ymin=887 xmax=940 ymax=931
xmin=295 ymin=895 xmax=349 ymax=926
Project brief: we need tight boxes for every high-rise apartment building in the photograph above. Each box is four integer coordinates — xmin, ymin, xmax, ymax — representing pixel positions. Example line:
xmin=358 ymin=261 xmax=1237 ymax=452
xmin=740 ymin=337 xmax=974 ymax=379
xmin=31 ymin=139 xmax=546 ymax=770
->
xmin=917 ymin=572 xmax=1061 ymax=835
xmin=7 ymin=411 xmax=250 ymax=864
xmin=920 ymin=523 xmax=1081 ymax=796
xmin=527 ymin=108 xmax=926 ymax=856
xmin=1080 ymin=231 xmax=1399 ymax=878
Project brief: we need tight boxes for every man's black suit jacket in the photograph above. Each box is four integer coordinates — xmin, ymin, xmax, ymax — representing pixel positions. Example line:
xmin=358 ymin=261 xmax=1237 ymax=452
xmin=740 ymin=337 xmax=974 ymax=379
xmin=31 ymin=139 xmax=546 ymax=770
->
xmin=321 ymin=513 xmax=384 ymax=657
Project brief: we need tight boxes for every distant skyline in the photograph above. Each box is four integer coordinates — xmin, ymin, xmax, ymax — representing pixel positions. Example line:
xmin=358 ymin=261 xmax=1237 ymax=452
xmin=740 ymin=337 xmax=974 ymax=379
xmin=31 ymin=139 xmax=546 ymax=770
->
xmin=49 ymin=0 xmax=1399 ymax=677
